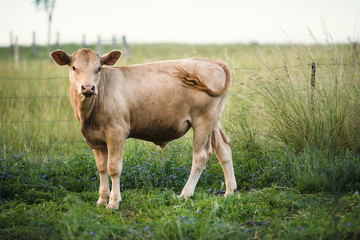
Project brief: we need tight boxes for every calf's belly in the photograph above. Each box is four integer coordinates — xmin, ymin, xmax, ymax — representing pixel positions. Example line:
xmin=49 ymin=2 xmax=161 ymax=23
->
xmin=128 ymin=118 xmax=191 ymax=147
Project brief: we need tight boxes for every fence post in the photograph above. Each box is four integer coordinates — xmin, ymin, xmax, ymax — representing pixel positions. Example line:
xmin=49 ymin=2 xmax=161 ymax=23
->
xmin=122 ymin=35 xmax=130 ymax=61
xmin=353 ymin=42 xmax=358 ymax=64
xmin=32 ymin=32 xmax=37 ymax=55
xmin=10 ymin=31 xmax=14 ymax=53
xmin=82 ymin=34 xmax=87 ymax=48
xmin=56 ymin=32 xmax=61 ymax=49
xmin=14 ymin=37 xmax=19 ymax=68
xmin=97 ymin=35 xmax=102 ymax=55
xmin=310 ymin=62 xmax=316 ymax=110
xmin=112 ymin=35 xmax=117 ymax=49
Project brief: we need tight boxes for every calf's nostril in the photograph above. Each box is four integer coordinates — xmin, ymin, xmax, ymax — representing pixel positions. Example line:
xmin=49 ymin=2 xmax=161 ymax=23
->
xmin=91 ymin=86 xmax=95 ymax=91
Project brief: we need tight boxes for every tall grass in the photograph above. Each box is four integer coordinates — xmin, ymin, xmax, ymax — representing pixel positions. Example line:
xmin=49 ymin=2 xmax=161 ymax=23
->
xmin=242 ymin=43 xmax=360 ymax=153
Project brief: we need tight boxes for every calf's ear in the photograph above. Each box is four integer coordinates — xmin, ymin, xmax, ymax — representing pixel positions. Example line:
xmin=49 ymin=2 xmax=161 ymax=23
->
xmin=101 ymin=50 xmax=121 ymax=66
xmin=50 ymin=50 xmax=71 ymax=66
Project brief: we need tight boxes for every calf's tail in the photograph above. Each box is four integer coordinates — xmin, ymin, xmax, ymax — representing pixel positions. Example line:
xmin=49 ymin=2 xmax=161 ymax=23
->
xmin=175 ymin=59 xmax=231 ymax=97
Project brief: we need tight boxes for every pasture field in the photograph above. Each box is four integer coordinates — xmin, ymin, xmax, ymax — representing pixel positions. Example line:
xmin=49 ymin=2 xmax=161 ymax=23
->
xmin=0 ymin=43 xmax=360 ymax=239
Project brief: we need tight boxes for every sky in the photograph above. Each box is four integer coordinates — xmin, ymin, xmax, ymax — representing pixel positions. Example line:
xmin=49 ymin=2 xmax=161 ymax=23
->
xmin=0 ymin=0 xmax=359 ymax=46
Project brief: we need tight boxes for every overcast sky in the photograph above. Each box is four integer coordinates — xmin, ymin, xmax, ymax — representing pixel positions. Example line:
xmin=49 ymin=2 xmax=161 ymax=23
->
xmin=0 ymin=0 xmax=359 ymax=46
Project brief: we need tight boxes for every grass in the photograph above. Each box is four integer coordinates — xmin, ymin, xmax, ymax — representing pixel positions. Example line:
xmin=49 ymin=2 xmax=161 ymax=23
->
xmin=1 ymin=151 xmax=359 ymax=239
xmin=0 ymin=42 xmax=360 ymax=239
xmin=252 ymin=44 xmax=360 ymax=152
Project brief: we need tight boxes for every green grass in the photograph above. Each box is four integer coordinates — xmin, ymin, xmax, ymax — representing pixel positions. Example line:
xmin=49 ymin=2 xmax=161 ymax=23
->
xmin=1 ymin=147 xmax=359 ymax=239
xmin=1 ymin=43 xmax=360 ymax=239
xmin=0 ymin=151 xmax=360 ymax=239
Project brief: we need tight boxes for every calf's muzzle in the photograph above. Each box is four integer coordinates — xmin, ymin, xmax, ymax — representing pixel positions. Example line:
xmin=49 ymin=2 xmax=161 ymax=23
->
xmin=81 ymin=84 xmax=96 ymax=96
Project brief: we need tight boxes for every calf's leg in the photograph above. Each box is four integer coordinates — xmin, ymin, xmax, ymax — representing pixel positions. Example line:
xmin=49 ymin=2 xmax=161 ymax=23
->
xmin=212 ymin=127 xmax=237 ymax=196
xmin=180 ymin=125 xmax=212 ymax=198
xmin=106 ymin=138 xmax=125 ymax=210
xmin=94 ymin=148 xmax=110 ymax=206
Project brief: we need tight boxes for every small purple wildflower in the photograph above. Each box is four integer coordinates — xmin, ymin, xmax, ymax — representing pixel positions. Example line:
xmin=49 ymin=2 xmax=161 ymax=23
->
xmin=347 ymin=222 xmax=352 ymax=227
xmin=195 ymin=210 xmax=199 ymax=214
xmin=90 ymin=231 xmax=96 ymax=235
xmin=244 ymin=229 xmax=249 ymax=233
xmin=143 ymin=226 xmax=149 ymax=231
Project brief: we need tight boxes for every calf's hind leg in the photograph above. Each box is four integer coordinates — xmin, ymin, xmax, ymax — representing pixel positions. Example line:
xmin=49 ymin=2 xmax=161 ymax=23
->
xmin=94 ymin=148 xmax=110 ymax=206
xmin=212 ymin=127 xmax=237 ymax=196
xmin=180 ymin=125 xmax=213 ymax=198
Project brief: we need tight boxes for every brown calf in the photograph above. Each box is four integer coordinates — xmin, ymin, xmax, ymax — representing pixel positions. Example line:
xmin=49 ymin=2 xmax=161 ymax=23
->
xmin=51 ymin=48 xmax=237 ymax=210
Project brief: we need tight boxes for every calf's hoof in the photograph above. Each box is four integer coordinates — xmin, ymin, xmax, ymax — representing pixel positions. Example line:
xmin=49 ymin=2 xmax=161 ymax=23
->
xmin=179 ymin=191 xmax=193 ymax=199
xmin=106 ymin=202 xmax=119 ymax=211
xmin=224 ymin=189 xmax=237 ymax=197
xmin=96 ymin=198 xmax=107 ymax=207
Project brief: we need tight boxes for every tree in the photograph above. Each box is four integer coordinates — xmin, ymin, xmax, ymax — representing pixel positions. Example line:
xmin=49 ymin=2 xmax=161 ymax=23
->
xmin=34 ymin=0 xmax=56 ymax=54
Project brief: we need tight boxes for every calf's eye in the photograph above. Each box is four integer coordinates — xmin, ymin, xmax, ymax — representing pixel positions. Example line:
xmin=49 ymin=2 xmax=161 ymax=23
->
xmin=96 ymin=67 xmax=101 ymax=73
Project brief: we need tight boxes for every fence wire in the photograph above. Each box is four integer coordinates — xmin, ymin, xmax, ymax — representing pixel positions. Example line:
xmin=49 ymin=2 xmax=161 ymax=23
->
xmin=0 ymin=96 xmax=68 ymax=99
xmin=234 ymin=62 xmax=360 ymax=71
xmin=1 ymin=120 xmax=76 ymax=123
xmin=0 ymin=77 xmax=68 ymax=80
xmin=1 ymin=61 xmax=359 ymax=124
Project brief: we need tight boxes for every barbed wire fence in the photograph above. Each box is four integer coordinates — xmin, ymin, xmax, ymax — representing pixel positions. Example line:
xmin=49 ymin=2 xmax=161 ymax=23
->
xmin=1 ymin=61 xmax=359 ymax=124
xmin=9 ymin=31 xmax=131 ymax=66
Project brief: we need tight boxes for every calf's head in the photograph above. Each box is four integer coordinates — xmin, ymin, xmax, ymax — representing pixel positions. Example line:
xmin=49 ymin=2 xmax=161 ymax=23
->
xmin=50 ymin=48 xmax=121 ymax=99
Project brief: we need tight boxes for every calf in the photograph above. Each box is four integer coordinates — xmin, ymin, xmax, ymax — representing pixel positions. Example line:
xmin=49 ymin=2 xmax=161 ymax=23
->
xmin=51 ymin=48 xmax=237 ymax=210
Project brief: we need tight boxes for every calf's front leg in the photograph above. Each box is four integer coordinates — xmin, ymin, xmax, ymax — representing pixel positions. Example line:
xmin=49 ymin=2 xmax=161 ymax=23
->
xmin=94 ymin=148 xmax=110 ymax=206
xmin=106 ymin=137 xmax=125 ymax=210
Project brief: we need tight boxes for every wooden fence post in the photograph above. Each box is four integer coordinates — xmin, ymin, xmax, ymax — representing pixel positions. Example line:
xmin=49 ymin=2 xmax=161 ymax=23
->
xmin=14 ymin=37 xmax=19 ymax=68
xmin=112 ymin=35 xmax=117 ymax=49
xmin=82 ymin=34 xmax=87 ymax=48
xmin=122 ymin=35 xmax=130 ymax=61
xmin=97 ymin=35 xmax=102 ymax=55
xmin=10 ymin=31 xmax=14 ymax=53
xmin=353 ymin=42 xmax=358 ymax=64
xmin=310 ymin=62 xmax=316 ymax=110
xmin=32 ymin=32 xmax=37 ymax=55
xmin=56 ymin=32 xmax=61 ymax=49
